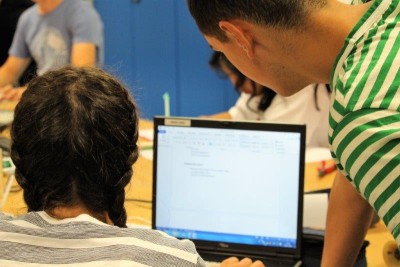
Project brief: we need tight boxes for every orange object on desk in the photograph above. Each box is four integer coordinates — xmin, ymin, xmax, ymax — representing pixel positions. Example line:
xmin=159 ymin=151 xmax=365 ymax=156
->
xmin=317 ymin=160 xmax=337 ymax=177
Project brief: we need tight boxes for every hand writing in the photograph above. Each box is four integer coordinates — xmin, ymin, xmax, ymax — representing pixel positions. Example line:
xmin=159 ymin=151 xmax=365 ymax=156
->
xmin=0 ymin=85 xmax=26 ymax=101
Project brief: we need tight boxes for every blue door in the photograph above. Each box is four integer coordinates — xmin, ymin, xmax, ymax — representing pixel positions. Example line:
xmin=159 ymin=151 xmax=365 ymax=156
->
xmin=95 ymin=0 xmax=237 ymax=119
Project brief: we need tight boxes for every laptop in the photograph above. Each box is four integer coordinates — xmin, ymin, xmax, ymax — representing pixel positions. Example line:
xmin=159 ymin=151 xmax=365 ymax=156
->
xmin=152 ymin=117 xmax=305 ymax=266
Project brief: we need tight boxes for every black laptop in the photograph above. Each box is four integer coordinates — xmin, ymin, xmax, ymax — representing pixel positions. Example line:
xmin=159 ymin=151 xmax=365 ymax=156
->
xmin=152 ymin=117 xmax=305 ymax=266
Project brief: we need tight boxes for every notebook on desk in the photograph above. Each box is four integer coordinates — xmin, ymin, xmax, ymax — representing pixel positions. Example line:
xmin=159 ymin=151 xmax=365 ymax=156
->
xmin=152 ymin=117 xmax=306 ymax=266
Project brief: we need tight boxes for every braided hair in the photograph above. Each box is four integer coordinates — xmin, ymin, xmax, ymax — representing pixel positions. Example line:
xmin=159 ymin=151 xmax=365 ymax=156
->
xmin=11 ymin=66 xmax=139 ymax=227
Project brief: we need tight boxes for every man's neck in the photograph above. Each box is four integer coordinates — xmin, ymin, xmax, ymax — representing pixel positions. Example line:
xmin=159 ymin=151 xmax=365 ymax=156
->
xmin=293 ymin=0 xmax=374 ymax=82
xmin=37 ymin=0 xmax=63 ymax=15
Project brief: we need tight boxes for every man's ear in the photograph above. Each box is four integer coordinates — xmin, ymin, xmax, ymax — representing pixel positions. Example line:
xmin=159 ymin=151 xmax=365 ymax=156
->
xmin=218 ymin=20 xmax=255 ymax=58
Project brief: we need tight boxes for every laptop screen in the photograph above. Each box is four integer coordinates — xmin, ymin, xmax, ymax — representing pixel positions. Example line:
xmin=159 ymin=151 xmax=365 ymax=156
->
xmin=152 ymin=117 xmax=305 ymax=259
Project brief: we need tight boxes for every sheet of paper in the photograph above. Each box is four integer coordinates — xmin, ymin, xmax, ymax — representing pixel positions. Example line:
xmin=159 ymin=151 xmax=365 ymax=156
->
xmin=138 ymin=140 xmax=153 ymax=160
xmin=139 ymin=129 xmax=154 ymax=141
xmin=127 ymin=223 xmax=151 ymax=229
xmin=303 ymin=193 xmax=329 ymax=230
xmin=140 ymin=149 xmax=153 ymax=160
xmin=305 ymin=147 xmax=332 ymax=163
xmin=0 ymin=110 xmax=14 ymax=126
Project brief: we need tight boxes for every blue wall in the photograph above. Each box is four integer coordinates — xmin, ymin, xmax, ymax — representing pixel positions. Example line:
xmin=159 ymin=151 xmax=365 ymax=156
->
xmin=94 ymin=0 xmax=238 ymax=119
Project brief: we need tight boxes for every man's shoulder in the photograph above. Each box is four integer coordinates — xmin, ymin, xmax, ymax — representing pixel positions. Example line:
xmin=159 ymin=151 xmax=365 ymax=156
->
xmin=18 ymin=4 xmax=38 ymax=24
xmin=62 ymin=0 xmax=99 ymax=16
xmin=61 ymin=0 xmax=102 ymax=25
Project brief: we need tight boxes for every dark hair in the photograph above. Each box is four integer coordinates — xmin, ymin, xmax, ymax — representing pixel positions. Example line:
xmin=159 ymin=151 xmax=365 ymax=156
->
xmin=10 ymin=66 xmax=139 ymax=228
xmin=187 ymin=0 xmax=327 ymax=41
xmin=210 ymin=52 xmax=330 ymax=112
xmin=209 ymin=51 xmax=276 ymax=112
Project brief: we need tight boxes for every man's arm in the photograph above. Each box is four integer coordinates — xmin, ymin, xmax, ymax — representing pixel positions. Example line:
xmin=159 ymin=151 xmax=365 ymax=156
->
xmin=0 ymin=56 xmax=31 ymax=101
xmin=71 ymin=43 xmax=97 ymax=67
xmin=322 ymin=171 xmax=374 ymax=267
xmin=0 ymin=56 xmax=31 ymax=87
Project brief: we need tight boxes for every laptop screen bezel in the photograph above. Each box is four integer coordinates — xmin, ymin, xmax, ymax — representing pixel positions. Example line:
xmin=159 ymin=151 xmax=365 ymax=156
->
xmin=152 ymin=116 xmax=305 ymax=260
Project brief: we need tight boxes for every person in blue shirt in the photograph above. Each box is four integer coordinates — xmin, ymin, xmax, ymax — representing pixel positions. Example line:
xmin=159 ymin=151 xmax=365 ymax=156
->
xmin=0 ymin=0 xmax=36 ymax=85
xmin=0 ymin=0 xmax=103 ymax=101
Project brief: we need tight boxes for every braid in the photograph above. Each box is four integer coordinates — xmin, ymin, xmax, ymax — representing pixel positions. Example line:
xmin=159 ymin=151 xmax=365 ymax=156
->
xmin=108 ymin=185 xmax=128 ymax=228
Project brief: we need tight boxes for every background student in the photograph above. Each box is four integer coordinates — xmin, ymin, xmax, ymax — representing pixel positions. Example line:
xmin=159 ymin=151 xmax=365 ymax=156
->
xmin=0 ymin=0 xmax=36 ymax=85
xmin=208 ymin=51 xmax=331 ymax=148
xmin=187 ymin=0 xmax=399 ymax=266
xmin=0 ymin=0 xmax=103 ymax=101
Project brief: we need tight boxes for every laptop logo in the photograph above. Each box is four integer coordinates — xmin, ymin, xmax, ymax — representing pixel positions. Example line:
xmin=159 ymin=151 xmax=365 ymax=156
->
xmin=219 ymin=243 xmax=230 ymax=248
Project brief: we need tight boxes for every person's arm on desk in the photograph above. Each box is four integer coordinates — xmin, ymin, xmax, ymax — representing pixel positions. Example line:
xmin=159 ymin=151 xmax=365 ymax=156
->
xmin=0 ymin=84 xmax=26 ymax=101
xmin=322 ymin=172 xmax=374 ymax=267
xmin=0 ymin=43 xmax=97 ymax=102
xmin=0 ymin=56 xmax=31 ymax=101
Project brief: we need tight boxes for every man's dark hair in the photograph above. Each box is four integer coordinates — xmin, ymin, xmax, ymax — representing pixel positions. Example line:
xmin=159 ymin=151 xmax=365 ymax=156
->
xmin=187 ymin=0 xmax=327 ymax=41
xmin=11 ymin=66 xmax=139 ymax=228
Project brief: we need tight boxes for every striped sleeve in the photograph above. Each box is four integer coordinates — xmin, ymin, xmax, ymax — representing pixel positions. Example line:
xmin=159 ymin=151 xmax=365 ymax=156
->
xmin=329 ymin=0 xmax=400 ymax=246
xmin=330 ymin=109 xmax=400 ymax=245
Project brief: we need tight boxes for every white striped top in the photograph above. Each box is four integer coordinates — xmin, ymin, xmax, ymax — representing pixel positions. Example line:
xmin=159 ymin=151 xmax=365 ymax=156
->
xmin=0 ymin=212 xmax=206 ymax=266
xmin=329 ymin=0 xmax=399 ymax=246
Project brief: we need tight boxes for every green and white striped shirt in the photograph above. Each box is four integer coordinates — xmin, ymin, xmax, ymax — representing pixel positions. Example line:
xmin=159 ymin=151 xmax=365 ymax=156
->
xmin=329 ymin=0 xmax=399 ymax=246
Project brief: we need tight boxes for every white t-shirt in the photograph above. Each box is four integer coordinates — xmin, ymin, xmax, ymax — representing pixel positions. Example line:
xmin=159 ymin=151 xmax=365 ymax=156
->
xmin=229 ymin=84 xmax=330 ymax=148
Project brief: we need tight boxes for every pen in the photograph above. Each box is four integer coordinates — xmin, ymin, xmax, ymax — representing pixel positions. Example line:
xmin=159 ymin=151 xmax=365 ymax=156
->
xmin=317 ymin=160 xmax=336 ymax=177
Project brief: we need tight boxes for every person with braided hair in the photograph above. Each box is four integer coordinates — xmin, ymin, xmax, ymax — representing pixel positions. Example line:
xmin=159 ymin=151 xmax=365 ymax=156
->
xmin=0 ymin=66 xmax=206 ymax=267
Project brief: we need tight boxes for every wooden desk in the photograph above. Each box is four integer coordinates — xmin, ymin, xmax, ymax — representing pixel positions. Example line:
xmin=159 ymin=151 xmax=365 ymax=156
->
xmin=304 ymin=161 xmax=336 ymax=192
xmin=1 ymin=119 xmax=395 ymax=266
xmin=0 ymin=101 xmax=17 ymax=111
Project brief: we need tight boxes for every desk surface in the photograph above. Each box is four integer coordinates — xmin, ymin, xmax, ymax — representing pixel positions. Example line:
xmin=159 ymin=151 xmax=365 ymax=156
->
xmin=1 ymin=119 xmax=395 ymax=266
xmin=0 ymin=101 xmax=17 ymax=111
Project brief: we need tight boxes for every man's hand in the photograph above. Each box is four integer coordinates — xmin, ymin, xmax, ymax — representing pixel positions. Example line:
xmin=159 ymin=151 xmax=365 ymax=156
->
xmin=0 ymin=85 xmax=26 ymax=101
xmin=0 ymin=56 xmax=31 ymax=87
xmin=221 ymin=257 xmax=265 ymax=267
